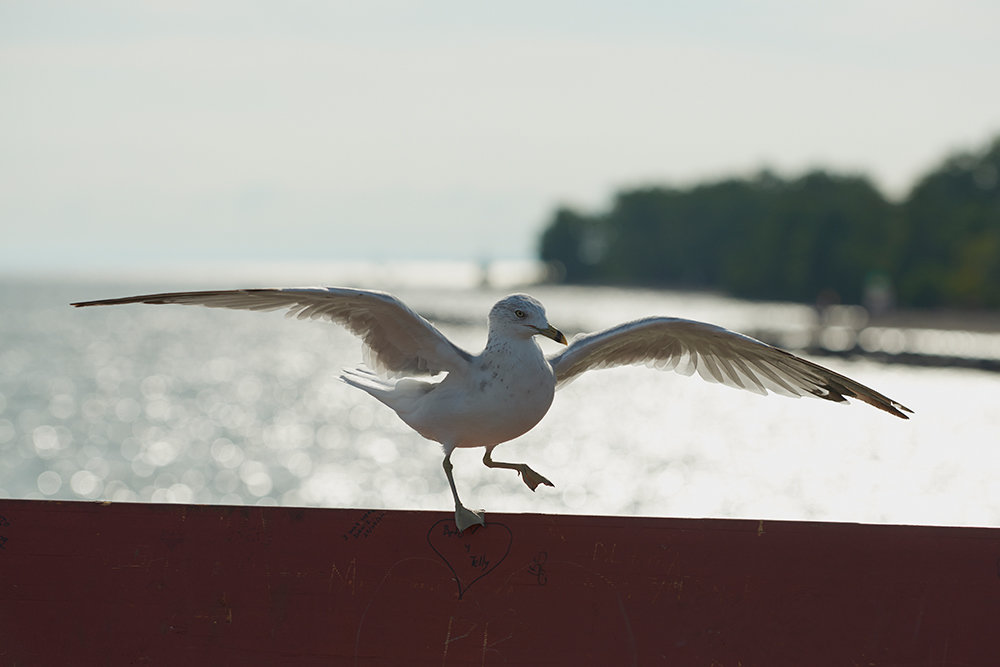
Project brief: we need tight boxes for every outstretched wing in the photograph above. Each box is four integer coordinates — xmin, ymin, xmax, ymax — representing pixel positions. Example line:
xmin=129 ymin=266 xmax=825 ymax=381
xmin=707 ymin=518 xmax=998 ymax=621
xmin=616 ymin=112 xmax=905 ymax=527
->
xmin=72 ymin=287 xmax=472 ymax=377
xmin=547 ymin=317 xmax=912 ymax=419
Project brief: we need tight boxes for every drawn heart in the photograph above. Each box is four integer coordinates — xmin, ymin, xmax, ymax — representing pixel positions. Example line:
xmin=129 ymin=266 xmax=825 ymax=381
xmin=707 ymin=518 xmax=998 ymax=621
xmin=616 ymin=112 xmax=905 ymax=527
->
xmin=426 ymin=519 xmax=512 ymax=599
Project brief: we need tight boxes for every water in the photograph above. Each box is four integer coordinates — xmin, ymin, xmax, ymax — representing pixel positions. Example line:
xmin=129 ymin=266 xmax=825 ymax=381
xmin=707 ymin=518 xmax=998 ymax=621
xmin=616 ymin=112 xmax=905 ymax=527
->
xmin=1 ymin=265 xmax=998 ymax=527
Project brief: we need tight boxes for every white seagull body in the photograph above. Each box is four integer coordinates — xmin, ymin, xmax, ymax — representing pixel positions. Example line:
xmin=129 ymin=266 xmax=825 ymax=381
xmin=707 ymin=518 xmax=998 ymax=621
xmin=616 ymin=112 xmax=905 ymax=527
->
xmin=73 ymin=287 xmax=911 ymax=531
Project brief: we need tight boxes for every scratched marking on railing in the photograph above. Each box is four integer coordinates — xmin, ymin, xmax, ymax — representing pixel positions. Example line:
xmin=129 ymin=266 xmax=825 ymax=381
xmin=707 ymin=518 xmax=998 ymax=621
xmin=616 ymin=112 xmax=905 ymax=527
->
xmin=426 ymin=519 xmax=512 ymax=599
xmin=528 ymin=551 xmax=548 ymax=586
xmin=342 ymin=510 xmax=387 ymax=541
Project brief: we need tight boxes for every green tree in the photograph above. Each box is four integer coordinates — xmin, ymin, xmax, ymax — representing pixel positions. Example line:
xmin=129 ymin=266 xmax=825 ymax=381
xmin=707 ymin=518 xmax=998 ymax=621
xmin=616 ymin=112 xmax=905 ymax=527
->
xmin=538 ymin=206 xmax=605 ymax=283
xmin=743 ymin=171 xmax=893 ymax=304
xmin=897 ymin=138 xmax=1000 ymax=307
xmin=536 ymin=134 xmax=1000 ymax=310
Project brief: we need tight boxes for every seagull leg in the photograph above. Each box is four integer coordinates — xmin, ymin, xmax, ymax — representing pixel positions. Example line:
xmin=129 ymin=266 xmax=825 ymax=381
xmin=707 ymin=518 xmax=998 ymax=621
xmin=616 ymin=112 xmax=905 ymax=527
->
xmin=482 ymin=447 xmax=554 ymax=492
xmin=443 ymin=449 xmax=484 ymax=532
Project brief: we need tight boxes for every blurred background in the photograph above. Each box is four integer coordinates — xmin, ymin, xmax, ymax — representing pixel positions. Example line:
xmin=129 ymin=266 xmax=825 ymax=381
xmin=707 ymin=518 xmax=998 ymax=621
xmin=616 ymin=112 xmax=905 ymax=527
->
xmin=2 ymin=2 xmax=999 ymax=526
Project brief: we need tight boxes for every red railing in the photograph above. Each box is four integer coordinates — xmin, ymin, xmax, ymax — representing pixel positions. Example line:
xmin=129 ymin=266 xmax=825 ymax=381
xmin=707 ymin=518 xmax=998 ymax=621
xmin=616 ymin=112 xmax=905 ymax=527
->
xmin=1 ymin=499 xmax=998 ymax=664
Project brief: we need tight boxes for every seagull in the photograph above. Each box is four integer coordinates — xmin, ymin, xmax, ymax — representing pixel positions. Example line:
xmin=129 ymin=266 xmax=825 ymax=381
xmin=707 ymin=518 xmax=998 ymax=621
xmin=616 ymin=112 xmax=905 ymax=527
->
xmin=72 ymin=287 xmax=912 ymax=531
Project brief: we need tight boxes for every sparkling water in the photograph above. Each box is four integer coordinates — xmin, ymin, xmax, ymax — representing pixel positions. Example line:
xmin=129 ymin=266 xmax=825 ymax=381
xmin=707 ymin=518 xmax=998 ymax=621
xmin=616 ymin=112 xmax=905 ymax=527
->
xmin=1 ymin=264 xmax=997 ymax=527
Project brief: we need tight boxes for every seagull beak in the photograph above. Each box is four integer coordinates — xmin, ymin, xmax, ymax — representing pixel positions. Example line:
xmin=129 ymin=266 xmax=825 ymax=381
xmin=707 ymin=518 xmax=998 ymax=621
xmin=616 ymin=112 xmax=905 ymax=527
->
xmin=537 ymin=325 xmax=567 ymax=345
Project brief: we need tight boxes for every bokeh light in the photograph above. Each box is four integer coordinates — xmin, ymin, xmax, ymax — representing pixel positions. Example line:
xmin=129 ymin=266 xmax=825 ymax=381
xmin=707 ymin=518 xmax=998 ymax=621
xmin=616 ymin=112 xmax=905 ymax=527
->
xmin=0 ymin=277 xmax=998 ymax=527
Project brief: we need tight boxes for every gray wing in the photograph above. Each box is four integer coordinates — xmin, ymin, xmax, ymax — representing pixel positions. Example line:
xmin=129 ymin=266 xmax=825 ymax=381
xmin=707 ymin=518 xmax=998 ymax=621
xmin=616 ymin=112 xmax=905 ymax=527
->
xmin=547 ymin=317 xmax=912 ymax=419
xmin=72 ymin=287 xmax=472 ymax=377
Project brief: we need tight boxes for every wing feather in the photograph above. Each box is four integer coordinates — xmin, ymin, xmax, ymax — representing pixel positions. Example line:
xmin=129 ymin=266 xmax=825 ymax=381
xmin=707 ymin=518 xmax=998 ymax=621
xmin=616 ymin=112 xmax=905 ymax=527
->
xmin=548 ymin=317 xmax=911 ymax=419
xmin=72 ymin=287 xmax=472 ymax=377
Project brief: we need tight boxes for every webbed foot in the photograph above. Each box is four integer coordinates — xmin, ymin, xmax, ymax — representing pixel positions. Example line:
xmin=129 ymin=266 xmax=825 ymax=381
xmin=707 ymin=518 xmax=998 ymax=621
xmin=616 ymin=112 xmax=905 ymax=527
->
xmin=519 ymin=465 xmax=554 ymax=492
xmin=455 ymin=505 xmax=486 ymax=532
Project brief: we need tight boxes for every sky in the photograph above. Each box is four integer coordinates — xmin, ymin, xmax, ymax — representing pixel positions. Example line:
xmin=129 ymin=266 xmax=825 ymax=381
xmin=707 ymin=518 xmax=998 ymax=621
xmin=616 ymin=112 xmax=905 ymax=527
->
xmin=2 ymin=1 xmax=999 ymax=272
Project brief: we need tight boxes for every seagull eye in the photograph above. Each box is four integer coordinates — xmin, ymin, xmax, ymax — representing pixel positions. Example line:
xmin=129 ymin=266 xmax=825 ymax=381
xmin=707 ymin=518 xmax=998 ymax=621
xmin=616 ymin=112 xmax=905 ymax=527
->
xmin=514 ymin=309 xmax=526 ymax=319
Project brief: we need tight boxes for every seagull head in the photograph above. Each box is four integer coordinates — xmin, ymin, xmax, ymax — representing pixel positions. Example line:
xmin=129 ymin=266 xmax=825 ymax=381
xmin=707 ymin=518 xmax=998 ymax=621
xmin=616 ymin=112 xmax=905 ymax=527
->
xmin=488 ymin=294 xmax=567 ymax=344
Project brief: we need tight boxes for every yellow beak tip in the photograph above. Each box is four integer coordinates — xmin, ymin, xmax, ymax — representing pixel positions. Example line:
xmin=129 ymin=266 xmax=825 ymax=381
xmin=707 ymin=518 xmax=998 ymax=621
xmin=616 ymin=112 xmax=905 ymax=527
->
xmin=546 ymin=327 xmax=567 ymax=345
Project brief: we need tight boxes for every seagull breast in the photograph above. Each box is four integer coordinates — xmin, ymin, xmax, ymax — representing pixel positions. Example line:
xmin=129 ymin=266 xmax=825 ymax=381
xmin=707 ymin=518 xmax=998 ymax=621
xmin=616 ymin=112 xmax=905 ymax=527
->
xmin=403 ymin=338 xmax=557 ymax=450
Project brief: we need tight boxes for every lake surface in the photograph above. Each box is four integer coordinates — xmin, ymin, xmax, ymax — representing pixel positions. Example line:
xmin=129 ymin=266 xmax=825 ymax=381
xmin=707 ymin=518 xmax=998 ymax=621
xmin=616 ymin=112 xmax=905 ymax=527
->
xmin=1 ymin=264 xmax=997 ymax=527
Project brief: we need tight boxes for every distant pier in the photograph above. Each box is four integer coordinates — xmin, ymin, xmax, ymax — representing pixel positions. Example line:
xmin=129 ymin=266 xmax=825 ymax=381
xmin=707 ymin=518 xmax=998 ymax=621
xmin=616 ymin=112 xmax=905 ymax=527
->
xmin=750 ymin=304 xmax=1000 ymax=372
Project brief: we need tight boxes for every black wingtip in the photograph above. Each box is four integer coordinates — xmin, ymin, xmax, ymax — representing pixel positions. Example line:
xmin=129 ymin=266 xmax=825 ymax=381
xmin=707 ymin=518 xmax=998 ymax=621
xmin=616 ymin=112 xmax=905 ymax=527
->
xmin=869 ymin=397 xmax=913 ymax=420
xmin=72 ymin=299 xmax=123 ymax=308
xmin=813 ymin=378 xmax=912 ymax=420
xmin=70 ymin=292 xmax=182 ymax=308
xmin=893 ymin=402 xmax=915 ymax=420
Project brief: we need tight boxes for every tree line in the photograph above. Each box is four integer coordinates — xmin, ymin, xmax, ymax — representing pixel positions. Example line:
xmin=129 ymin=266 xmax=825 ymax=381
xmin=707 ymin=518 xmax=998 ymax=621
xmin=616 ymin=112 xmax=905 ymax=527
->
xmin=538 ymin=135 xmax=1000 ymax=309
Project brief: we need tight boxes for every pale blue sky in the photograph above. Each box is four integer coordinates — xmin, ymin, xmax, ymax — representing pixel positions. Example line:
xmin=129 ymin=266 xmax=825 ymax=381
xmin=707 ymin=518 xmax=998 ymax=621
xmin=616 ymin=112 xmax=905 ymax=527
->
xmin=2 ymin=1 xmax=999 ymax=271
